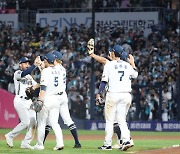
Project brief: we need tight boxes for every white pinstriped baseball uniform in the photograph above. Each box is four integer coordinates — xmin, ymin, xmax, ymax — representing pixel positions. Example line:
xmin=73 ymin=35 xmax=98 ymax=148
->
xmin=36 ymin=66 xmax=64 ymax=148
xmin=101 ymin=59 xmax=138 ymax=146
xmin=7 ymin=70 xmax=37 ymax=145
xmin=55 ymin=64 xmax=74 ymax=126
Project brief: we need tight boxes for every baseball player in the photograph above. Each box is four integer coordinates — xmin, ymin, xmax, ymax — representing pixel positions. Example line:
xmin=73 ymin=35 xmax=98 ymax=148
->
xmin=43 ymin=51 xmax=81 ymax=148
xmin=87 ymin=39 xmax=134 ymax=149
xmin=5 ymin=56 xmax=41 ymax=149
xmin=96 ymin=45 xmax=138 ymax=151
xmin=33 ymin=53 xmax=64 ymax=151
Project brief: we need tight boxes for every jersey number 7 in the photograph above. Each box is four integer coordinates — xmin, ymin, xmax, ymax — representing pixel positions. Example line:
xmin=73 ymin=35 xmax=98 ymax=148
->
xmin=118 ymin=71 xmax=124 ymax=81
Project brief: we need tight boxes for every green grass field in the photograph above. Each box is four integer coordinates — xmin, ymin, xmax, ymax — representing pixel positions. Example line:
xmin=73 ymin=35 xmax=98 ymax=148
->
xmin=0 ymin=129 xmax=179 ymax=154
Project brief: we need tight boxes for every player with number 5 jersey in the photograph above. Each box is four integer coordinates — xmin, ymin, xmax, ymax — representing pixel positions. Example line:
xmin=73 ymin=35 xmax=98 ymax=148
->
xmin=33 ymin=53 xmax=64 ymax=151
xmin=43 ymin=51 xmax=81 ymax=148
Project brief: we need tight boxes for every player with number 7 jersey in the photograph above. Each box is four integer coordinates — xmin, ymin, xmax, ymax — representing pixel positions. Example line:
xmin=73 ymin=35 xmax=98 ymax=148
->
xmin=97 ymin=45 xmax=138 ymax=151
xmin=102 ymin=60 xmax=137 ymax=93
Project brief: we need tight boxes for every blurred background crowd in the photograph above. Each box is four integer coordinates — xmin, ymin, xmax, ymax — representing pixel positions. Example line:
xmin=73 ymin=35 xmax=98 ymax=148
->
xmin=0 ymin=0 xmax=179 ymax=121
xmin=1 ymin=0 xmax=179 ymax=10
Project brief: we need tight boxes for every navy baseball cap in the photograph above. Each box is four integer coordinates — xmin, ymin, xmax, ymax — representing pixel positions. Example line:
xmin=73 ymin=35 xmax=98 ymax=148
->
xmin=19 ymin=57 xmax=30 ymax=64
xmin=53 ymin=51 xmax=62 ymax=60
xmin=111 ymin=45 xmax=125 ymax=54
xmin=40 ymin=55 xmax=45 ymax=61
xmin=44 ymin=53 xmax=55 ymax=63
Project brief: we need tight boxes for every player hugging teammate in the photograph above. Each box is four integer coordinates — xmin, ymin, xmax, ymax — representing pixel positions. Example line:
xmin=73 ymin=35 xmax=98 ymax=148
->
xmin=87 ymin=38 xmax=138 ymax=151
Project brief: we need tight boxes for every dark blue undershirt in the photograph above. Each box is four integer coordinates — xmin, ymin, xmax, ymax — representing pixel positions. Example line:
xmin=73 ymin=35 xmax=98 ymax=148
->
xmin=98 ymin=81 xmax=107 ymax=94
xmin=21 ymin=64 xmax=36 ymax=77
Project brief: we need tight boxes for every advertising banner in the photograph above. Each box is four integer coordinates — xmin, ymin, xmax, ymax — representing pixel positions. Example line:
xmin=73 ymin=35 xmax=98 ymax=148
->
xmin=0 ymin=14 xmax=18 ymax=30
xmin=86 ymin=120 xmax=180 ymax=132
xmin=36 ymin=12 xmax=158 ymax=36
xmin=0 ymin=89 xmax=18 ymax=128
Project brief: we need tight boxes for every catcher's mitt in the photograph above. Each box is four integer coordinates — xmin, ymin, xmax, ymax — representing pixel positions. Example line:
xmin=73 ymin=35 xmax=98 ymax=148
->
xmin=25 ymin=86 xmax=35 ymax=100
xmin=95 ymin=97 xmax=105 ymax=107
xmin=30 ymin=99 xmax=44 ymax=112
xmin=87 ymin=38 xmax=94 ymax=55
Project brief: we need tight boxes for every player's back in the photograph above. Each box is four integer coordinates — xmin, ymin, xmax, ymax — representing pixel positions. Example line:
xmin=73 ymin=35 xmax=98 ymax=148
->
xmin=104 ymin=60 xmax=136 ymax=93
xmin=55 ymin=64 xmax=66 ymax=88
xmin=40 ymin=66 xmax=65 ymax=96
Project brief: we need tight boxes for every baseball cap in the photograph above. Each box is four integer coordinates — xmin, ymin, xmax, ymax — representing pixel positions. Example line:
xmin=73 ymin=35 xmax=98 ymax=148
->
xmin=44 ymin=53 xmax=55 ymax=63
xmin=53 ymin=51 xmax=62 ymax=60
xmin=19 ymin=57 xmax=30 ymax=64
xmin=111 ymin=45 xmax=125 ymax=54
xmin=40 ymin=55 xmax=45 ymax=61
xmin=111 ymin=45 xmax=129 ymax=60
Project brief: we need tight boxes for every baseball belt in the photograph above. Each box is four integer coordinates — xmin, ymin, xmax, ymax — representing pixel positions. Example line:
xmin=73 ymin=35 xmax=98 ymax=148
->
xmin=20 ymin=96 xmax=30 ymax=100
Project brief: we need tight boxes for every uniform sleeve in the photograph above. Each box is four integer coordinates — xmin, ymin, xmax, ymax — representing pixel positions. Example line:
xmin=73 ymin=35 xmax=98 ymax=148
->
xmin=129 ymin=64 xmax=138 ymax=79
xmin=40 ymin=68 xmax=48 ymax=86
xmin=14 ymin=70 xmax=23 ymax=80
xmin=101 ymin=63 xmax=109 ymax=82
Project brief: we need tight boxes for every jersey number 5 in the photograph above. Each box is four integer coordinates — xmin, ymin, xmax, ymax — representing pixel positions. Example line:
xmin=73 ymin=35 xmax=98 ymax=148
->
xmin=54 ymin=76 xmax=58 ymax=87
xmin=118 ymin=71 xmax=124 ymax=81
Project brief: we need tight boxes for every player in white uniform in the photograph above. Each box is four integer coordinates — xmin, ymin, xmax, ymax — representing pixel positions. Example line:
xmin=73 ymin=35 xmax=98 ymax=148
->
xmin=33 ymin=53 xmax=64 ymax=151
xmin=43 ymin=51 xmax=81 ymax=148
xmin=5 ymin=56 xmax=41 ymax=149
xmin=96 ymin=45 xmax=138 ymax=151
xmin=87 ymin=39 xmax=134 ymax=149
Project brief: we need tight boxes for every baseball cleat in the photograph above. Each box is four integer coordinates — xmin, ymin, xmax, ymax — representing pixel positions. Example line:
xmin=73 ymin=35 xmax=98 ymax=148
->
xmin=21 ymin=143 xmax=34 ymax=149
xmin=112 ymin=139 xmax=122 ymax=149
xmin=121 ymin=141 xmax=131 ymax=151
xmin=73 ymin=143 xmax=81 ymax=148
xmin=5 ymin=134 xmax=13 ymax=148
xmin=98 ymin=145 xmax=112 ymax=150
xmin=53 ymin=146 xmax=64 ymax=151
xmin=112 ymin=142 xmax=122 ymax=149
xmin=33 ymin=144 xmax=44 ymax=150
xmin=130 ymin=138 xmax=134 ymax=147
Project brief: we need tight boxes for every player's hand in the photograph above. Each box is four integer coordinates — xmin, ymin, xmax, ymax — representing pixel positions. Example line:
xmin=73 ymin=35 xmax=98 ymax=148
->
xmin=95 ymin=94 xmax=105 ymax=107
xmin=30 ymin=98 xmax=44 ymax=112
xmin=38 ymin=61 xmax=45 ymax=72
xmin=87 ymin=38 xmax=94 ymax=55
xmin=127 ymin=54 xmax=135 ymax=68
xmin=34 ymin=56 xmax=42 ymax=67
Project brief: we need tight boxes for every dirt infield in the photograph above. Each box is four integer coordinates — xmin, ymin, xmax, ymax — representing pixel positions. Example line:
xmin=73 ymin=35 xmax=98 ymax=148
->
xmin=1 ymin=134 xmax=180 ymax=153
xmin=138 ymin=147 xmax=180 ymax=154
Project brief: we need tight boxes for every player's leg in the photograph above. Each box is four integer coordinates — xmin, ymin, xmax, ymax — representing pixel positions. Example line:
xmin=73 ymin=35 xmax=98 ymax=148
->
xmin=49 ymin=106 xmax=64 ymax=150
xmin=125 ymin=97 xmax=134 ymax=148
xmin=43 ymin=125 xmax=52 ymax=144
xmin=112 ymin=122 xmax=122 ymax=149
xmin=68 ymin=123 xmax=81 ymax=148
xmin=116 ymin=93 xmax=132 ymax=151
xmin=59 ymin=94 xmax=81 ymax=148
xmin=21 ymin=109 xmax=37 ymax=149
xmin=5 ymin=98 xmax=30 ymax=147
xmin=33 ymin=108 xmax=47 ymax=150
xmin=98 ymin=93 xmax=116 ymax=150
xmin=113 ymin=123 xmax=121 ymax=140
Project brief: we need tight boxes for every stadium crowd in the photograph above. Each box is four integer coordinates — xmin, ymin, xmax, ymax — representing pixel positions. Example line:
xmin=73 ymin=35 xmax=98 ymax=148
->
xmin=0 ymin=5 xmax=179 ymax=121
xmin=1 ymin=0 xmax=178 ymax=10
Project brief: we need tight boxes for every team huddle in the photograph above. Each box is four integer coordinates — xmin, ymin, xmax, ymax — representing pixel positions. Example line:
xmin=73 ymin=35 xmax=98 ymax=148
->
xmin=5 ymin=38 xmax=138 ymax=151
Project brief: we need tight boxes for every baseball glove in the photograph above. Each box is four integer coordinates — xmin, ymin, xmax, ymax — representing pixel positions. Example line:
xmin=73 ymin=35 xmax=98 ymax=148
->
xmin=95 ymin=97 xmax=105 ymax=107
xmin=30 ymin=99 xmax=44 ymax=112
xmin=87 ymin=38 xmax=94 ymax=55
xmin=25 ymin=86 xmax=35 ymax=100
